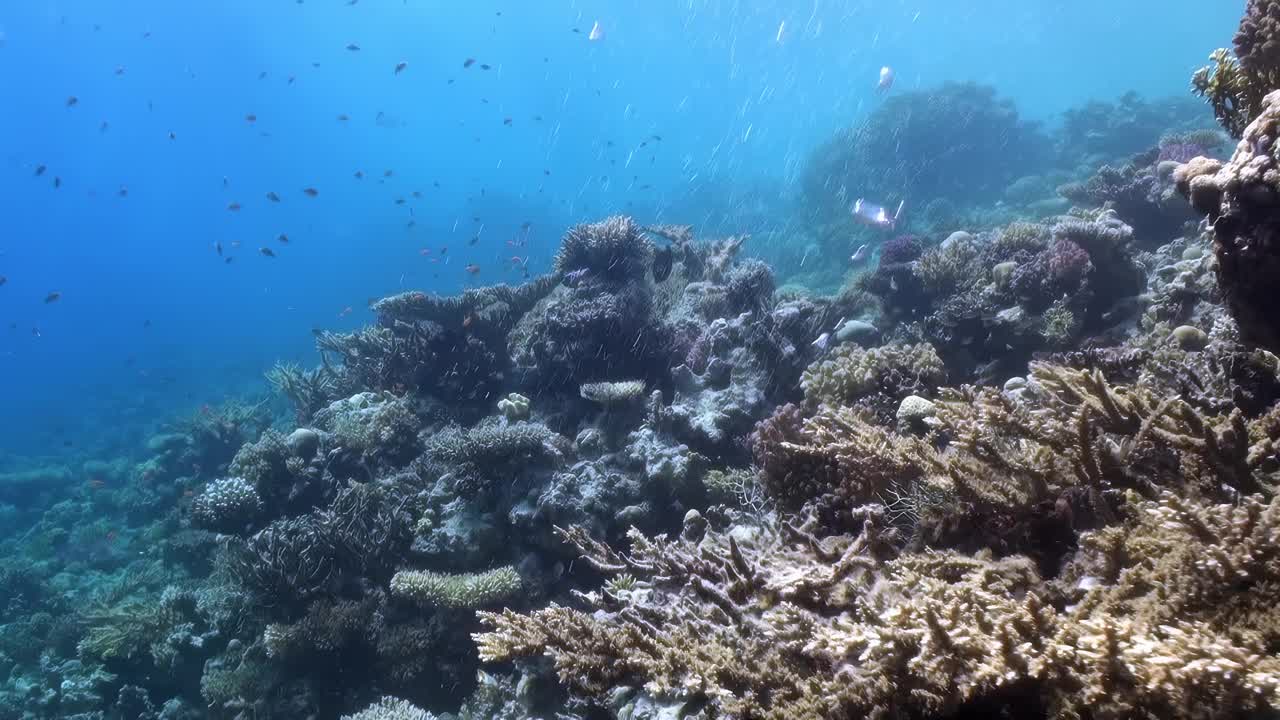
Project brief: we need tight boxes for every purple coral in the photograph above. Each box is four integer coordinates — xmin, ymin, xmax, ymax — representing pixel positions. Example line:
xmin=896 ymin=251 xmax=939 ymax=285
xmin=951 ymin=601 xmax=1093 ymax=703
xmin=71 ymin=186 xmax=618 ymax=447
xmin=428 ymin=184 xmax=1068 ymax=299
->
xmin=879 ymin=235 xmax=923 ymax=266
xmin=1045 ymin=238 xmax=1092 ymax=289
xmin=1158 ymin=142 xmax=1209 ymax=164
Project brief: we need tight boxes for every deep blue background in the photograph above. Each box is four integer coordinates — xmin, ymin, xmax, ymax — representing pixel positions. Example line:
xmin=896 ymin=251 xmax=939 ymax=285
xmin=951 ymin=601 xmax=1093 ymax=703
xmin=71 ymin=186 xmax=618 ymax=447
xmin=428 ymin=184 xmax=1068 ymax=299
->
xmin=0 ymin=1 xmax=1238 ymax=457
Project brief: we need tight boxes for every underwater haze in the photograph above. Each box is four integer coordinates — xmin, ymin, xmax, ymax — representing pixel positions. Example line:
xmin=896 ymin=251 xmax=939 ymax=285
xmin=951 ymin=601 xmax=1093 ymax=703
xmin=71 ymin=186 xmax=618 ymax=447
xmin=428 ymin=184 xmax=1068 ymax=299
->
xmin=6 ymin=2 xmax=1280 ymax=719
xmin=0 ymin=0 xmax=1234 ymax=455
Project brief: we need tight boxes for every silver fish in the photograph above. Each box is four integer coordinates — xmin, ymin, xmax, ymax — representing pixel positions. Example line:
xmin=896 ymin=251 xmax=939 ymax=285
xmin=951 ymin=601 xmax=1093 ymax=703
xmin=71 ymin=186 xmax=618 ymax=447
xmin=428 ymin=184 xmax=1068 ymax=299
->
xmin=850 ymin=244 xmax=869 ymax=263
xmin=877 ymin=65 xmax=894 ymax=92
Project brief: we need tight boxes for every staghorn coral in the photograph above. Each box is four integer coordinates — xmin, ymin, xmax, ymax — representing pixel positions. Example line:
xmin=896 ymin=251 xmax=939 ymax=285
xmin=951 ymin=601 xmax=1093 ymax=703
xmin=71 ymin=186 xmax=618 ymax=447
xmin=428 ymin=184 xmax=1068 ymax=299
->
xmin=475 ymin=483 xmax=1280 ymax=720
xmin=390 ymin=566 xmax=522 ymax=609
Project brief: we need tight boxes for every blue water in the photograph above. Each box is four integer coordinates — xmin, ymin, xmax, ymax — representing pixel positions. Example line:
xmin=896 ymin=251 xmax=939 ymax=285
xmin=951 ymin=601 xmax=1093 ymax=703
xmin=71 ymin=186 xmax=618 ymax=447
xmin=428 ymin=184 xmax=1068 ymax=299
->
xmin=0 ymin=0 xmax=1238 ymax=458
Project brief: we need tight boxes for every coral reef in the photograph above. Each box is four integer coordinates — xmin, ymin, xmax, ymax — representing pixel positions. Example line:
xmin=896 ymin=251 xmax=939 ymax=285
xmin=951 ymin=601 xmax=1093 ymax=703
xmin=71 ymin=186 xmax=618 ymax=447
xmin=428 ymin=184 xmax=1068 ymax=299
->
xmin=1176 ymin=89 xmax=1280 ymax=352
xmin=389 ymin=566 xmax=522 ymax=609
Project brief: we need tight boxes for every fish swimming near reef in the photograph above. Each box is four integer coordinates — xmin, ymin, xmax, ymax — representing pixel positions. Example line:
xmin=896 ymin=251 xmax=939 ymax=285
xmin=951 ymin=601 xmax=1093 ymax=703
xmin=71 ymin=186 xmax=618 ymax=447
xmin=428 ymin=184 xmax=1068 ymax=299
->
xmin=850 ymin=244 xmax=870 ymax=264
xmin=851 ymin=198 xmax=903 ymax=230
xmin=465 ymin=263 xmax=481 ymax=275
xmin=653 ymin=245 xmax=674 ymax=282
xmin=877 ymin=65 xmax=894 ymax=93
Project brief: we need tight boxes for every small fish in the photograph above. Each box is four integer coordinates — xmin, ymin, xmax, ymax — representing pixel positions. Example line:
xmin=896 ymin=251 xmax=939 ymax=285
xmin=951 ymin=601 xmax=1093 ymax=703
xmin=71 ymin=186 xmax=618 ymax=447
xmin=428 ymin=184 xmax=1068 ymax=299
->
xmin=44 ymin=291 xmax=62 ymax=304
xmin=468 ymin=235 xmax=479 ymax=246
xmin=32 ymin=327 xmax=41 ymax=337
xmin=463 ymin=58 xmax=476 ymax=68
xmin=99 ymin=121 xmax=109 ymax=133
xmin=260 ymin=247 xmax=276 ymax=258
xmin=168 ymin=131 xmax=176 ymax=140
xmin=419 ymin=248 xmax=431 ymax=256
xmin=394 ymin=61 xmax=408 ymax=74
xmin=258 ymin=70 xmax=268 ymax=80
xmin=480 ymin=64 xmax=491 ymax=70
xmin=215 ymin=241 xmax=223 ymax=256
xmin=227 ymin=201 xmax=242 ymax=211
xmin=287 ymin=74 xmax=296 ymax=84
xmin=265 ymin=191 xmax=280 ymax=202
xmin=345 ymin=43 xmax=361 ymax=51
xmin=503 ymin=117 xmax=512 ymax=126
xmin=464 ymin=263 xmax=481 ymax=274
xmin=811 ymin=332 xmax=831 ymax=351
xmin=118 ymin=186 xmax=129 ymax=197
xmin=851 ymin=244 xmax=869 ymax=263
xmin=66 ymin=96 xmax=79 ymax=107
xmin=302 ymin=187 xmax=318 ymax=197
xmin=0 ymin=276 xmax=6 ymax=287
xmin=231 ymin=240 xmax=241 ymax=248
xmin=225 ymin=257 xmax=234 ymax=264
xmin=53 ymin=177 xmax=61 ymax=189
xmin=354 ymin=170 xmax=365 ymax=179
xmin=383 ymin=170 xmax=393 ymax=177
xmin=114 ymin=65 xmax=126 ymax=76
xmin=34 ymin=165 xmax=47 ymax=177
xmin=588 ymin=20 xmax=605 ymax=41
xmin=337 ymin=113 xmax=349 ymax=122
xmin=245 ymin=113 xmax=257 ymax=122
xmin=877 ymin=65 xmax=894 ymax=93
xmin=338 ymin=306 xmax=353 ymax=318
xmin=277 ymin=234 xmax=289 ymax=244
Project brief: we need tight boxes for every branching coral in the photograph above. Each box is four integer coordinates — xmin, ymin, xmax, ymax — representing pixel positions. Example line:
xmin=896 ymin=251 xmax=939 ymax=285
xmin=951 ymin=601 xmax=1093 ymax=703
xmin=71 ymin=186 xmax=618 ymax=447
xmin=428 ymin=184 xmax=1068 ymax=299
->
xmin=1193 ymin=0 xmax=1280 ymax=138
xmin=342 ymin=697 xmax=436 ymax=720
xmin=390 ymin=566 xmax=522 ymax=609
xmin=418 ymin=421 xmax=565 ymax=495
xmin=800 ymin=343 xmax=945 ymax=423
xmin=475 ymin=483 xmax=1280 ymax=720
xmin=554 ymin=215 xmax=653 ymax=283
xmin=267 ymin=362 xmax=339 ymax=423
